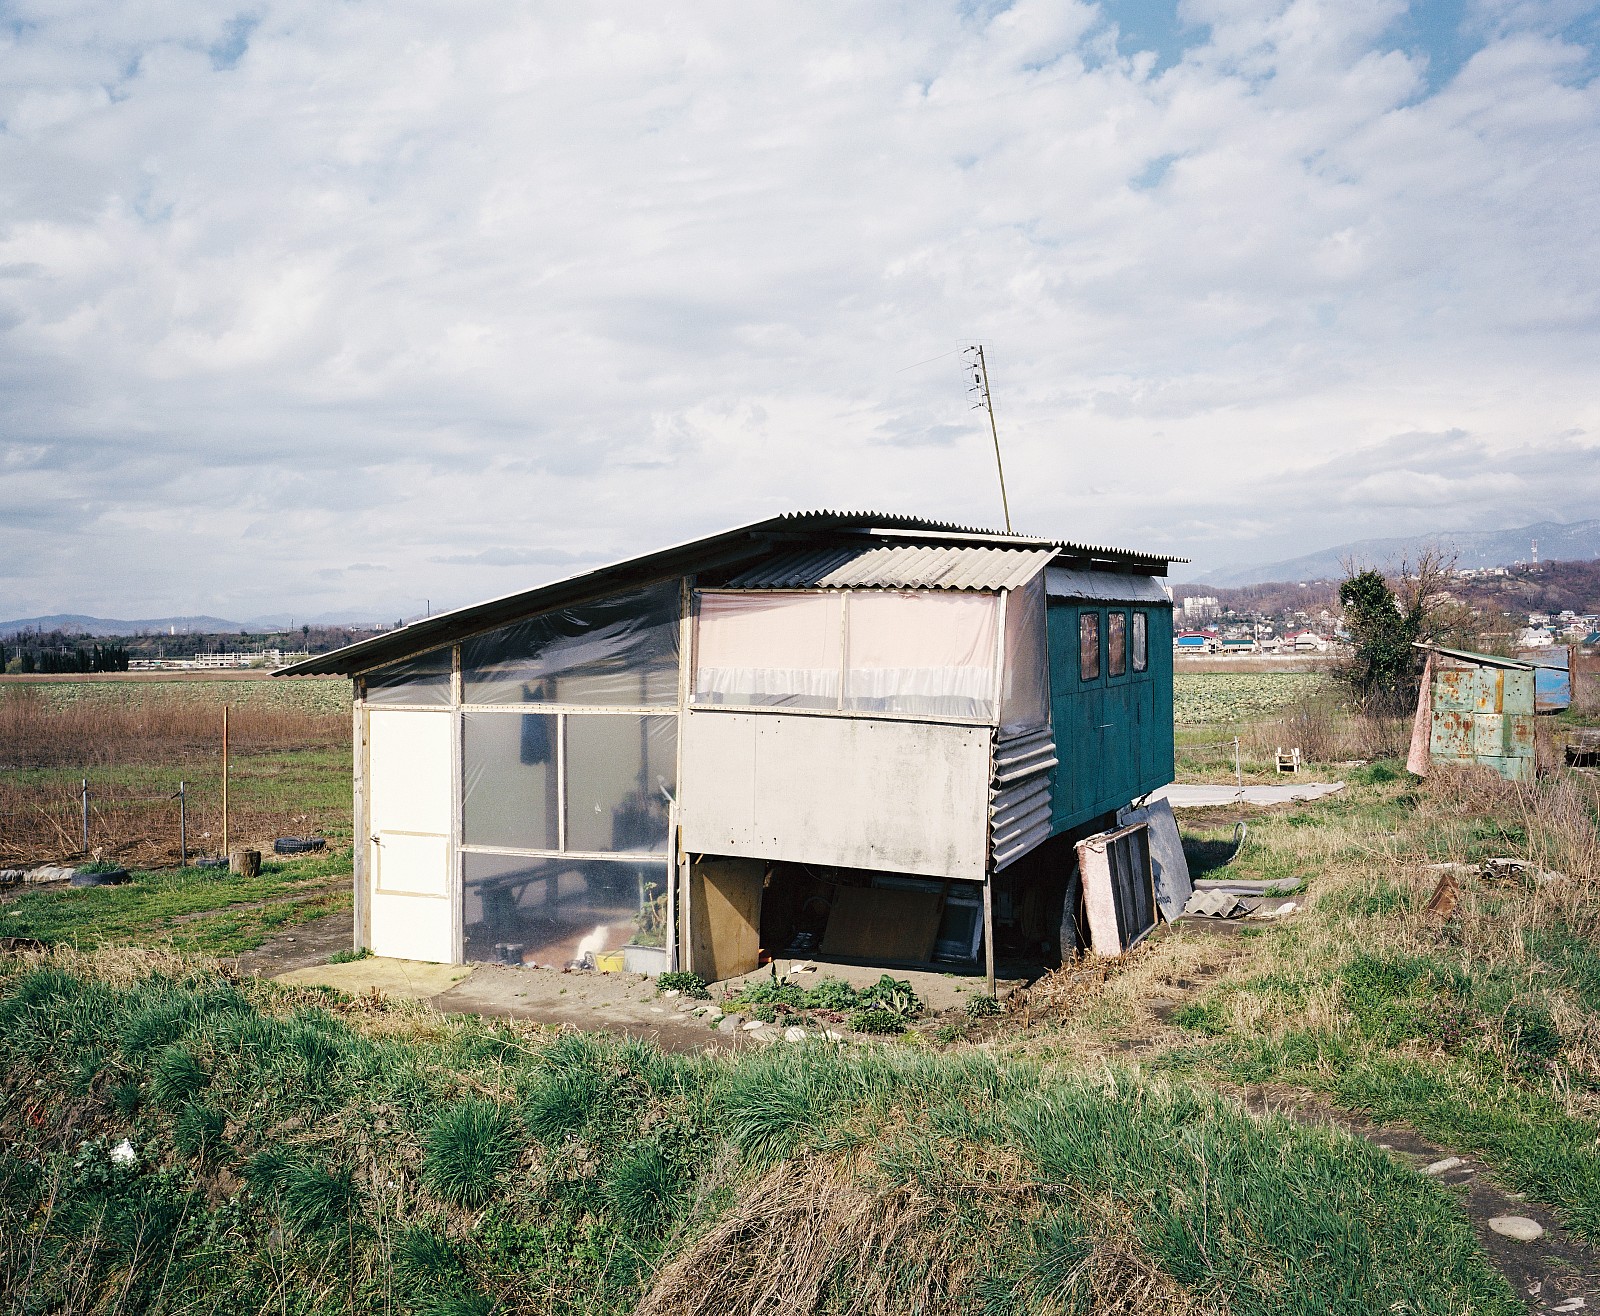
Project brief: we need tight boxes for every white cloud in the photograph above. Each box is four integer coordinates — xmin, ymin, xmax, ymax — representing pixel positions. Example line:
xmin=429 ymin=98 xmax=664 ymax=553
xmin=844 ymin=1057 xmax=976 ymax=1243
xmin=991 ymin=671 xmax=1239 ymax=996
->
xmin=0 ymin=0 xmax=1596 ymax=617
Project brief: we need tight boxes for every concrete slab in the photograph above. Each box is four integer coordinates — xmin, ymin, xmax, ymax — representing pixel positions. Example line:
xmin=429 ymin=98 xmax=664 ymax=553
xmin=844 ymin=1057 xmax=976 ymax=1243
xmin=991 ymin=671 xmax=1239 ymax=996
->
xmin=1156 ymin=782 xmax=1345 ymax=809
xmin=431 ymin=962 xmax=735 ymax=1053
xmin=272 ymin=957 xmax=473 ymax=999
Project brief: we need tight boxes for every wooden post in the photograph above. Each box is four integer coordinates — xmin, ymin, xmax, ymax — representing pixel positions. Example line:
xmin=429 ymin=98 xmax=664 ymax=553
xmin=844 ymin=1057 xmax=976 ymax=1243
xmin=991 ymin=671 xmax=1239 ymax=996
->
xmin=221 ymin=705 xmax=230 ymax=860
xmin=983 ymin=872 xmax=996 ymax=998
xmin=178 ymin=780 xmax=187 ymax=866
xmin=351 ymin=685 xmax=370 ymax=953
xmin=80 ymin=778 xmax=90 ymax=855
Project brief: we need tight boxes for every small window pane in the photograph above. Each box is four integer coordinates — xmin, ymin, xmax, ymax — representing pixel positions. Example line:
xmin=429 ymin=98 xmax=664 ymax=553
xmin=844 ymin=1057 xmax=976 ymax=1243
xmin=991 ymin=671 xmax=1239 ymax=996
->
xmin=463 ymin=852 xmax=669 ymax=967
xmin=1108 ymin=612 xmax=1127 ymax=678
xmin=463 ymin=582 xmax=680 ymax=706
xmin=364 ymin=648 xmax=453 ymax=706
xmin=463 ymin=712 xmax=559 ymax=849
xmin=1132 ymin=613 xmax=1148 ymax=672
xmin=564 ymin=714 xmax=677 ymax=853
xmin=1079 ymin=612 xmax=1100 ymax=681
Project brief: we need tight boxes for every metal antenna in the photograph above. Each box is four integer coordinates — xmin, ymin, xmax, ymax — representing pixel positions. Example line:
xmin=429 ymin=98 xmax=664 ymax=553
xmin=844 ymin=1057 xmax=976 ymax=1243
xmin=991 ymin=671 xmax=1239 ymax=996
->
xmin=964 ymin=344 xmax=1012 ymax=533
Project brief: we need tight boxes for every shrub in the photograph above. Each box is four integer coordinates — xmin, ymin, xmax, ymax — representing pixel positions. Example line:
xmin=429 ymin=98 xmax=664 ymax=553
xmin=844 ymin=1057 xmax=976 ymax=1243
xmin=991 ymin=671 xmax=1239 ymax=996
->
xmin=965 ymin=994 xmax=1001 ymax=1020
xmin=849 ymin=1008 xmax=905 ymax=1035
xmin=656 ymin=971 xmax=709 ymax=999
xmin=1501 ymin=1002 xmax=1563 ymax=1067
xmin=1170 ymin=1000 xmax=1228 ymax=1036
xmin=603 ymin=1142 xmax=679 ymax=1229
xmin=150 ymin=1046 xmax=209 ymax=1108
xmin=173 ymin=1102 xmax=227 ymax=1162
xmin=109 ymin=1079 xmax=143 ymax=1117
xmin=801 ymin=977 xmax=860 ymax=1012
xmin=422 ymin=1098 xmax=523 ymax=1207
xmin=857 ymin=975 xmax=924 ymax=1020
xmin=280 ymin=1164 xmax=359 ymax=1234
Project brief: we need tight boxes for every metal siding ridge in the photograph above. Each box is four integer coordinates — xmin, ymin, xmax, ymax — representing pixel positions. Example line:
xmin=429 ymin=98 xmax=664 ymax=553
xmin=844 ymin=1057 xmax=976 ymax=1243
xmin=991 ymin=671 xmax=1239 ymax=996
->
xmin=991 ymin=779 xmax=1051 ymax=819
xmin=994 ymin=820 xmax=1054 ymax=870
xmin=726 ymin=544 xmax=1057 ymax=592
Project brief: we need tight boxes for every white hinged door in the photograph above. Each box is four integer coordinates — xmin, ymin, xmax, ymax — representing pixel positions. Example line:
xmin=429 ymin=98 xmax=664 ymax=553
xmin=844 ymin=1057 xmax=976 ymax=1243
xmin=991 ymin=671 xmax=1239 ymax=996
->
xmin=367 ymin=709 xmax=454 ymax=962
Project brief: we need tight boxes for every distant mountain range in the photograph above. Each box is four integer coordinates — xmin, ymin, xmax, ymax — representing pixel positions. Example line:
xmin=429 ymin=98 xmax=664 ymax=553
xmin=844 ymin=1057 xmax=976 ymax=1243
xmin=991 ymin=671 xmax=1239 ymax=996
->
xmin=1196 ymin=518 xmax=1600 ymax=588
xmin=0 ymin=612 xmax=383 ymax=639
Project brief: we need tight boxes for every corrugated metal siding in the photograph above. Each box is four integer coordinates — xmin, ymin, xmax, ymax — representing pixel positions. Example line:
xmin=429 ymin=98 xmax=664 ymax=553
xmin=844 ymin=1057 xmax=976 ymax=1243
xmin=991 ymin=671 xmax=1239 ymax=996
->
xmin=726 ymin=545 xmax=1056 ymax=592
xmin=991 ymin=727 xmax=1056 ymax=871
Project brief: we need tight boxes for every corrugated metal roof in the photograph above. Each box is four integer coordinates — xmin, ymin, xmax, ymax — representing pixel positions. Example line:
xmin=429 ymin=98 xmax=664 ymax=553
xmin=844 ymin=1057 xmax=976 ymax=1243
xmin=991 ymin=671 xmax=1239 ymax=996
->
xmin=1045 ymin=567 xmax=1173 ymax=605
xmin=726 ymin=544 xmax=1057 ymax=591
xmin=1417 ymin=643 xmax=1535 ymax=671
xmin=280 ymin=509 xmax=1182 ymax=677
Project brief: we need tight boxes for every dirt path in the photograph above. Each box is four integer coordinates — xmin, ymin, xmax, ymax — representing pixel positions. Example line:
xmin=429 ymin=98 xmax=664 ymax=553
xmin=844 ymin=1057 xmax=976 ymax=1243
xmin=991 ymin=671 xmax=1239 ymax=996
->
xmin=232 ymin=908 xmax=354 ymax=976
xmin=1248 ymin=1089 xmax=1599 ymax=1312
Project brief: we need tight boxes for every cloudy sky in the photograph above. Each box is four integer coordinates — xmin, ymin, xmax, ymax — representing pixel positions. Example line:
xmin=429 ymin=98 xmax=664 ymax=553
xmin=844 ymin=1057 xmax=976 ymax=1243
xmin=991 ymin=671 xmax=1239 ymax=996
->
xmin=3 ymin=0 xmax=1598 ymax=620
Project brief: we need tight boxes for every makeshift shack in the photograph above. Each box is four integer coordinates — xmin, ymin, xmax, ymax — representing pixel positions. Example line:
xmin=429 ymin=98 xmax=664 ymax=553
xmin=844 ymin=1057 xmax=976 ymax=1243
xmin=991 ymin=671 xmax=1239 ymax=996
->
xmin=280 ymin=511 xmax=1180 ymax=986
xmin=1408 ymin=645 xmax=1537 ymax=782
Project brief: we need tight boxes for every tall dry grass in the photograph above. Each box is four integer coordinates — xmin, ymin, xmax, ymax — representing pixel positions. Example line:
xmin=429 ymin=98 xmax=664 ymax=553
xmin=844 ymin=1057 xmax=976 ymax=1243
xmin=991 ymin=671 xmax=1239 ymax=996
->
xmin=0 ymin=685 xmax=347 ymax=768
xmin=1240 ymin=696 xmax=1410 ymax=765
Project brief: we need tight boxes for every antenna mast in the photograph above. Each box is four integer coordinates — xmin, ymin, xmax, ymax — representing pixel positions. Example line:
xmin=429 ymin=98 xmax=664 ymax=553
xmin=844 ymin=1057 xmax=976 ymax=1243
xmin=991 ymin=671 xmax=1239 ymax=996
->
xmin=965 ymin=344 xmax=1012 ymax=533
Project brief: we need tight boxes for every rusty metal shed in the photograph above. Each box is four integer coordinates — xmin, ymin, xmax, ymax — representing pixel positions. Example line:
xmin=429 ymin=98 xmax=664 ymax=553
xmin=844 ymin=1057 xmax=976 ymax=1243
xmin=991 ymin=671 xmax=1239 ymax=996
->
xmin=1408 ymin=645 xmax=1537 ymax=782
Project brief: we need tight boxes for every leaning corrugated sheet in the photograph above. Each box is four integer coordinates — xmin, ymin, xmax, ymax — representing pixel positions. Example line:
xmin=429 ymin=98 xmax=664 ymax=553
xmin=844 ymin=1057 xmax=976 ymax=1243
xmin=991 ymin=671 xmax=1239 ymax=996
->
xmin=726 ymin=544 xmax=1057 ymax=592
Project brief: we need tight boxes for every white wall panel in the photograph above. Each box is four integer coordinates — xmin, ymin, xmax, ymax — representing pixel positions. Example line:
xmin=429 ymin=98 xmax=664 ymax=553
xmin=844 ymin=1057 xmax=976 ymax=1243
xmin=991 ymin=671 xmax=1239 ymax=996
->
xmin=682 ymin=711 xmax=990 ymax=880
xmin=370 ymin=893 xmax=454 ymax=963
xmin=369 ymin=710 xmax=453 ymax=835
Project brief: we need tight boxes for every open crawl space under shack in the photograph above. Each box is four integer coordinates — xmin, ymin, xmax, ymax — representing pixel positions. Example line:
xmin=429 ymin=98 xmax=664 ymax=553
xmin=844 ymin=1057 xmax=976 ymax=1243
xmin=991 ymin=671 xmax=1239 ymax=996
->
xmin=281 ymin=511 xmax=1179 ymax=986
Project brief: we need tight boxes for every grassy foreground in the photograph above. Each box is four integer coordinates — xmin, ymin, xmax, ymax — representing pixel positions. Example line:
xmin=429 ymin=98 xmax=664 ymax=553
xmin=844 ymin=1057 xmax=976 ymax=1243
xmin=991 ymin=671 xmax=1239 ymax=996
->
xmin=1069 ymin=763 xmax=1600 ymax=1248
xmin=0 ymin=951 xmax=1516 ymax=1316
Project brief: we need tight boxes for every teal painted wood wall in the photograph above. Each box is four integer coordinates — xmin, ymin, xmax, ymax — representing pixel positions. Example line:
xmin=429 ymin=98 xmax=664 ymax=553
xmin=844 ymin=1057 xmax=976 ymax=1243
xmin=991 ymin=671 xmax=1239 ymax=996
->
xmin=1045 ymin=600 xmax=1174 ymax=834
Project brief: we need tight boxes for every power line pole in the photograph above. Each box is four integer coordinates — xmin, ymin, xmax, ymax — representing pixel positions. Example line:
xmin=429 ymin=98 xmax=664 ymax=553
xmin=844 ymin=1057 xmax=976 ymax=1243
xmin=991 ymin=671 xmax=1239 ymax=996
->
xmin=965 ymin=344 xmax=1012 ymax=533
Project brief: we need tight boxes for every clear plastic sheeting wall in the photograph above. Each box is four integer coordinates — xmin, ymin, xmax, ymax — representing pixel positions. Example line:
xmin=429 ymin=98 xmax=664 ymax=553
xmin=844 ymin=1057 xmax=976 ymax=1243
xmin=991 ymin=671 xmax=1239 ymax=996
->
xmin=363 ymin=647 xmax=453 ymax=706
xmin=842 ymin=591 xmax=997 ymax=719
xmin=462 ymin=712 xmax=559 ymax=850
xmin=463 ymin=712 xmax=676 ymax=854
xmin=692 ymin=591 xmax=841 ymax=709
xmin=462 ymin=581 xmax=680 ymax=707
xmin=462 ymin=852 xmax=670 ymax=967
xmin=693 ymin=589 xmax=1001 ymax=722
xmin=999 ymin=573 xmax=1050 ymax=734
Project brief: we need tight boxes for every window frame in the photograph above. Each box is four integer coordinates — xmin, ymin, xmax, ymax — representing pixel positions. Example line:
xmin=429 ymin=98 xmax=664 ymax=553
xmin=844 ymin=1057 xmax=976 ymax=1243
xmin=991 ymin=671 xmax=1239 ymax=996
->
xmin=1107 ymin=610 xmax=1127 ymax=679
xmin=1079 ymin=610 xmax=1101 ymax=682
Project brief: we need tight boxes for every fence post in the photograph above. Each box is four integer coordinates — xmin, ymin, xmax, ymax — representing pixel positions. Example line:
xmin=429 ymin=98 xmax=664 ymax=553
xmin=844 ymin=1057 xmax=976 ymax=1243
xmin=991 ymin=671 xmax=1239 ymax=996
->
xmin=179 ymin=780 xmax=188 ymax=867
xmin=1233 ymin=737 xmax=1242 ymax=792
xmin=81 ymin=778 xmax=89 ymax=855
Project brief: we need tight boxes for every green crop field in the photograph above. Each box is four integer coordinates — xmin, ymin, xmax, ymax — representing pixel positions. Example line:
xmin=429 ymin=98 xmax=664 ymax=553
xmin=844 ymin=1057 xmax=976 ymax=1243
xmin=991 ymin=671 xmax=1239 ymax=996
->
xmin=1 ymin=675 xmax=350 ymax=715
xmin=1174 ymin=670 xmax=1330 ymax=724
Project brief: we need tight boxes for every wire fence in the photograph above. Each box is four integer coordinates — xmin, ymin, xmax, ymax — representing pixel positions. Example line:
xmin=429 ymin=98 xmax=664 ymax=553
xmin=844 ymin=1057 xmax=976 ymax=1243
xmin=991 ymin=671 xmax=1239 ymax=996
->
xmin=0 ymin=778 xmax=342 ymax=869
